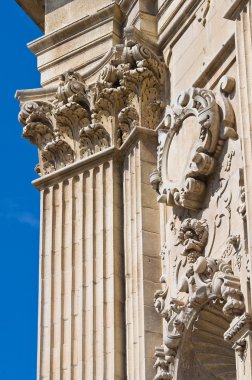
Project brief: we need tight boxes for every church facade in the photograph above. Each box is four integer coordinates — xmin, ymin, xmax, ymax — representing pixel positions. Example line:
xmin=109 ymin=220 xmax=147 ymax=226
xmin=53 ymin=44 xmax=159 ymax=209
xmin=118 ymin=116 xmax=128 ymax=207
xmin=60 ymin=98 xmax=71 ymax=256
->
xmin=16 ymin=1 xmax=252 ymax=379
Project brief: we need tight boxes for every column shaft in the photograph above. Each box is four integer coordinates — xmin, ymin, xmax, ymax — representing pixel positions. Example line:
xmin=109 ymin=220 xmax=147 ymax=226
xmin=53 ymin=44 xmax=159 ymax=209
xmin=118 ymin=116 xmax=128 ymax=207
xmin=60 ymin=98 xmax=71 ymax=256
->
xmin=37 ymin=157 xmax=125 ymax=380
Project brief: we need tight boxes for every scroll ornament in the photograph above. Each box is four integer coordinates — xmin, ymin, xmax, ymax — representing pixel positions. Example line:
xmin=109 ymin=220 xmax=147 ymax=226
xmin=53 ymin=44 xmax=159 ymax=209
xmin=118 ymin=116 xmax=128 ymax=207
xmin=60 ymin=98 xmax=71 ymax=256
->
xmin=150 ymin=76 xmax=238 ymax=210
xmin=153 ymin=218 xmax=245 ymax=380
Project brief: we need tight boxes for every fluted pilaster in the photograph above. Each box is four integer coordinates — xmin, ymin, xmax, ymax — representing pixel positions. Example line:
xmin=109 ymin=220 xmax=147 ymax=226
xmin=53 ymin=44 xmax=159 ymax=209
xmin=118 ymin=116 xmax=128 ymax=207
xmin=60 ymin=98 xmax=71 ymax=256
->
xmin=36 ymin=154 xmax=125 ymax=380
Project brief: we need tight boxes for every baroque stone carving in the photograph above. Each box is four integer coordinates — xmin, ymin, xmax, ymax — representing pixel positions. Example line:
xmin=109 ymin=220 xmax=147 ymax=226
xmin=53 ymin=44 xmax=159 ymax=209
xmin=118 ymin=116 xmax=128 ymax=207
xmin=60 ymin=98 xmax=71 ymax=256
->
xmin=175 ymin=218 xmax=208 ymax=263
xmin=224 ymin=313 xmax=252 ymax=341
xmin=18 ymin=38 xmax=165 ymax=176
xmin=18 ymin=70 xmax=108 ymax=175
xmin=153 ymin=218 xmax=245 ymax=380
xmin=93 ymin=33 xmax=165 ymax=147
xmin=150 ymin=76 xmax=238 ymax=210
xmin=237 ymin=186 xmax=246 ymax=220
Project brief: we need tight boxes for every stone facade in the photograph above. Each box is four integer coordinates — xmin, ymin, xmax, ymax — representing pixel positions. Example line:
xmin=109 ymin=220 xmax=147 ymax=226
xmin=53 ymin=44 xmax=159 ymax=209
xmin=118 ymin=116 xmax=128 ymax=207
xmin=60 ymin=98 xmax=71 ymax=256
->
xmin=15 ymin=0 xmax=252 ymax=379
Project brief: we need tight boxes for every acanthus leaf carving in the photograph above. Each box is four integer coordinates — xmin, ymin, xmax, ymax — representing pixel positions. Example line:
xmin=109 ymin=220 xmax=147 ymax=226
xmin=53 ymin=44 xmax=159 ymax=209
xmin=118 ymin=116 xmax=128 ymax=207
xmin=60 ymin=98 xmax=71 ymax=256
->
xmin=18 ymin=69 xmax=111 ymax=175
xmin=18 ymin=38 xmax=166 ymax=175
xmin=93 ymin=37 xmax=165 ymax=143
xmin=79 ymin=122 xmax=110 ymax=158
xmin=117 ymin=106 xmax=139 ymax=146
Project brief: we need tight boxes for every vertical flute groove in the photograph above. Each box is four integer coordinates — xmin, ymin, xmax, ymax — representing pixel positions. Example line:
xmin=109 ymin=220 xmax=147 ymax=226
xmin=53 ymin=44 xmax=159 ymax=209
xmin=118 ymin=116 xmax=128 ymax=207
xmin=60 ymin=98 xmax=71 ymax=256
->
xmin=38 ymin=190 xmax=44 ymax=380
xmin=94 ymin=165 xmax=104 ymax=376
xmin=82 ymin=171 xmax=88 ymax=376
xmin=136 ymin=143 xmax=145 ymax=379
xmin=103 ymin=163 xmax=108 ymax=378
xmin=84 ymin=169 xmax=94 ymax=378
xmin=41 ymin=188 xmax=53 ymax=379
xmin=72 ymin=175 xmax=80 ymax=380
xmin=51 ymin=184 xmax=62 ymax=379
xmin=131 ymin=148 xmax=139 ymax=379
xmin=61 ymin=179 xmax=73 ymax=380
xmin=124 ymin=153 xmax=133 ymax=380
xmin=77 ymin=174 xmax=84 ymax=380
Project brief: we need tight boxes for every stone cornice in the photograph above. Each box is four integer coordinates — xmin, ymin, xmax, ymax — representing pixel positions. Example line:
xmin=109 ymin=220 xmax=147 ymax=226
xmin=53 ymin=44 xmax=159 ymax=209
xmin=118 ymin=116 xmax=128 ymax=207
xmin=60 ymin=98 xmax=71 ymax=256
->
xmin=32 ymin=146 xmax=117 ymax=190
xmin=32 ymin=125 xmax=156 ymax=190
xmin=28 ymin=4 xmax=123 ymax=55
xmin=15 ymin=86 xmax=57 ymax=103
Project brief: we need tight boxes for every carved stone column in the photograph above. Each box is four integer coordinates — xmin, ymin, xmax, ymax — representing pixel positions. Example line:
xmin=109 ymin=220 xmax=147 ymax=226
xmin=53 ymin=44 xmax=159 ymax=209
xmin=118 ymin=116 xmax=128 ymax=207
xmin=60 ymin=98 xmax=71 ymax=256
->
xmin=17 ymin=67 xmax=127 ymax=379
xmin=34 ymin=152 xmax=125 ymax=380
xmin=17 ymin=33 xmax=166 ymax=379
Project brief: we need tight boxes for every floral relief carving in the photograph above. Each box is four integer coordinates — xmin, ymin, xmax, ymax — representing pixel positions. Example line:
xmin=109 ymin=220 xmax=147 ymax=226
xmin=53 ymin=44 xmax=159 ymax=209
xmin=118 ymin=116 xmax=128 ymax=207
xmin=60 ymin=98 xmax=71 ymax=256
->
xmin=18 ymin=38 xmax=165 ymax=176
xmin=150 ymin=76 xmax=238 ymax=210
xmin=175 ymin=218 xmax=208 ymax=263
xmin=153 ymin=217 xmax=245 ymax=380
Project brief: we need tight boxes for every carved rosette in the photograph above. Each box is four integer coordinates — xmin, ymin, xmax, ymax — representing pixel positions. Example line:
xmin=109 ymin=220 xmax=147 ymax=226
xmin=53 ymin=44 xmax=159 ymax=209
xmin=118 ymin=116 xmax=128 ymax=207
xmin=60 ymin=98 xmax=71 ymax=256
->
xmin=153 ymin=218 xmax=245 ymax=380
xmin=150 ymin=76 xmax=237 ymax=210
xmin=18 ymin=40 xmax=165 ymax=176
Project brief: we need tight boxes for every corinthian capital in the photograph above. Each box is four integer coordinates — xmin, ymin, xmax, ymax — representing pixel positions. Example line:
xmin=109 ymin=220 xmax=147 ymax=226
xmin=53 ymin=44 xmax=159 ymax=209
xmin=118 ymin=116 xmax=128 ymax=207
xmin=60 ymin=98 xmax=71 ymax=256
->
xmin=18 ymin=38 xmax=166 ymax=176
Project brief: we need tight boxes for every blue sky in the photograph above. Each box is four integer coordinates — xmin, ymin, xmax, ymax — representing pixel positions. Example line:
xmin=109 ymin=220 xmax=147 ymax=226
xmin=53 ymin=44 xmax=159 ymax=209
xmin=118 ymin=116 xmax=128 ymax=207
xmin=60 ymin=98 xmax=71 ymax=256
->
xmin=1 ymin=2 xmax=43 ymax=379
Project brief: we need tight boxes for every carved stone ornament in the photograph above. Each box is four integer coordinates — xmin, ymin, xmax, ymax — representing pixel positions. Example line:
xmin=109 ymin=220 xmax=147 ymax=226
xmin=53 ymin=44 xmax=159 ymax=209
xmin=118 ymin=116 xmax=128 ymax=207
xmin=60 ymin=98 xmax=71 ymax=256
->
xmin=237 ymin=186 xmax=246 ymax=221
xmin=153 ymin=218 xmax=245 ymax=380
xmin=150 ymin=76 xmax=238 ymax=210
xmin=18 ymin=35 xmax=165 ymax=176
